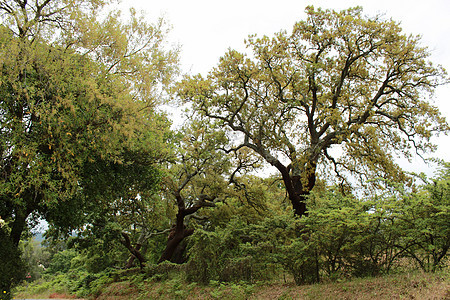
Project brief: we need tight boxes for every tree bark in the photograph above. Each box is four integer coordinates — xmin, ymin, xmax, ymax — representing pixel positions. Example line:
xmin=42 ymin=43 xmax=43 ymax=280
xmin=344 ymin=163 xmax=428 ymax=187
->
xmin=248 ymin=141 xmax=317 ymax=218
xmin=277 ymin=162 xmax=317 ymax=218
xmin=10 ymin=209 xmax=28 ymax=247
xmin=121 ymin=232 xmax=146 ymax=269
xmin=158 ymin=211 xmax=194 ymax=263
xmin=124 ymin=243 xmax=142 ymax=269
xmin=158 ymin=194 xmax=214 ymax=263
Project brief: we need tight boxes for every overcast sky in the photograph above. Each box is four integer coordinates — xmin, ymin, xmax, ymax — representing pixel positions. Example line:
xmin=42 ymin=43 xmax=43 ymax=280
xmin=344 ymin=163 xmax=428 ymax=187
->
xmin=119 ymin=0 xmax=449 ymax=175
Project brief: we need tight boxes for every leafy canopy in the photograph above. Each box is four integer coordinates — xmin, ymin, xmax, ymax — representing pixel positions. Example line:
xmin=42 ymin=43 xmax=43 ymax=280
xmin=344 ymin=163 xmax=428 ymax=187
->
xmin=179 ymin=6 xmax=448 ymax=196
xmin=1 ymin=1 xmax=178 ymax=295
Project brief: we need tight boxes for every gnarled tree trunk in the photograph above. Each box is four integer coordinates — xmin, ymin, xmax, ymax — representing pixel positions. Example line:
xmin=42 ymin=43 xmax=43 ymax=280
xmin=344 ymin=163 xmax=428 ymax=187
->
xmin=121 ymin=232 xmax=146 ymax=269
xmin=159 ymin=193 xmax=215 ymax=263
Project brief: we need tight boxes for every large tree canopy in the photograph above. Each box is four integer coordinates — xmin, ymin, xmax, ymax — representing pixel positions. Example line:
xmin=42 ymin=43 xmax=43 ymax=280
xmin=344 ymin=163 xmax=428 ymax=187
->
xmin=0 ymin=0 xmax=178 ymax=296
xmin=179 ymin=6 xmax=449 ymax=217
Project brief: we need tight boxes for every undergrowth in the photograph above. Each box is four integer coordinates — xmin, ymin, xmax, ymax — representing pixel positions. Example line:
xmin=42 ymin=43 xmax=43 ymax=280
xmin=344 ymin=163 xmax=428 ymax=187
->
xmin=14 ymin=268 xmax=449 ymax=300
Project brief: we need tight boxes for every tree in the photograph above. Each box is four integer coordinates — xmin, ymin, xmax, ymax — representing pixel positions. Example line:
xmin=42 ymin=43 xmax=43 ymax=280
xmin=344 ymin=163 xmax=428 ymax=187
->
xmin=68 ymin=148 xmax=173 ymax=270
xmin=178 ymin=6 xmax=448 ymax=217
xmin=158 ymin=120 xmax=232 ymax=263
xmin=0 ymin=0 xmax=178 ymax=296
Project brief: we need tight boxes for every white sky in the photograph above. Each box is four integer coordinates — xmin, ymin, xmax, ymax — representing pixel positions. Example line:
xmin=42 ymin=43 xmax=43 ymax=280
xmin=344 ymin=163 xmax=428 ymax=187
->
xmin=119 ymin=0 xmax=449 ymax=175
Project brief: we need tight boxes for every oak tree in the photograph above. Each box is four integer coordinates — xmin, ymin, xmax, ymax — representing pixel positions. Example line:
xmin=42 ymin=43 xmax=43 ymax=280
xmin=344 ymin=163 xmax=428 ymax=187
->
xmin=179 ymin=6 xmax=449 ymax=217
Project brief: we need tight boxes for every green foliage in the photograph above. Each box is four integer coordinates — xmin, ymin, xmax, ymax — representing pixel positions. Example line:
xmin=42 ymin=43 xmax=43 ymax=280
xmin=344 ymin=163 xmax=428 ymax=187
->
xmin=144 ymin=261 xmax=186 ymax=281
xmin=46 ymin=249 xmax=79 ymax=275
xmin=185 ymin=215 xmax=295 ymax=284
xmin=184 ymin=165 xmax=450 ymax=285
xmin=14 ymin=269 xmax=117 ymax=299
xmin=0 ymin=0 xmax=178 ymax=292
xmin=377 ymin=164 xmax=450 ymax=272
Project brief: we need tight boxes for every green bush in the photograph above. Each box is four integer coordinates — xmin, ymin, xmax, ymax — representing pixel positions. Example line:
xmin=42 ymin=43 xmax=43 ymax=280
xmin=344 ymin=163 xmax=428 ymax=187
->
xmin=186 ymin=216 xmax=295 ymax=284
xmin=46 ymin=249 xmax=78 ymax=274
xmin=144 ymin=261 xmax=185 ymax=281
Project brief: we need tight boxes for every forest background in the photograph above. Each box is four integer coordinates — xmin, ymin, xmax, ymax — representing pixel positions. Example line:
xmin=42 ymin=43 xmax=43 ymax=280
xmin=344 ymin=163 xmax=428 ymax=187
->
xmin=0 ymin=0 xmax=449 ymax=299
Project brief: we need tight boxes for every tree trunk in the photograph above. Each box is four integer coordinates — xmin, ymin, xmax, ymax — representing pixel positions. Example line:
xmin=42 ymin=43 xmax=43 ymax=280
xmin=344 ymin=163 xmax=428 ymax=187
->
xmin=159 ymin=193 xmax=214 ymax=263
xmin=121 ymin=232 xmax=146 ymax=269
xmin=279 ymin=163 xmax=316 ymax=218
xmin=10 ymin=196 xmax=37 ymax=246
xmin=10 ymin=211 xmax=27 ymax=246
xmin=158 ymin=232 xmax=184 ymax=263
xmin=158 ymin=217 xmax=194 ymax=263
xmin=124 ymin=243 xmax=142 ymax=269
xmin=259 ymin=144 xmax=317 ymax=218
xmin=290 ymin=192 xmax=308 ymax=217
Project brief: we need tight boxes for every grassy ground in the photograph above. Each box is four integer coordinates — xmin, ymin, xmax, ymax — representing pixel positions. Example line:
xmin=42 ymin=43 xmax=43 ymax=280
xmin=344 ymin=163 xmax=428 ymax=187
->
xmin=13 ymin=290 xmax=81 ymax=300
xmin=15 ymin=270 xmax=449 ymax=300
